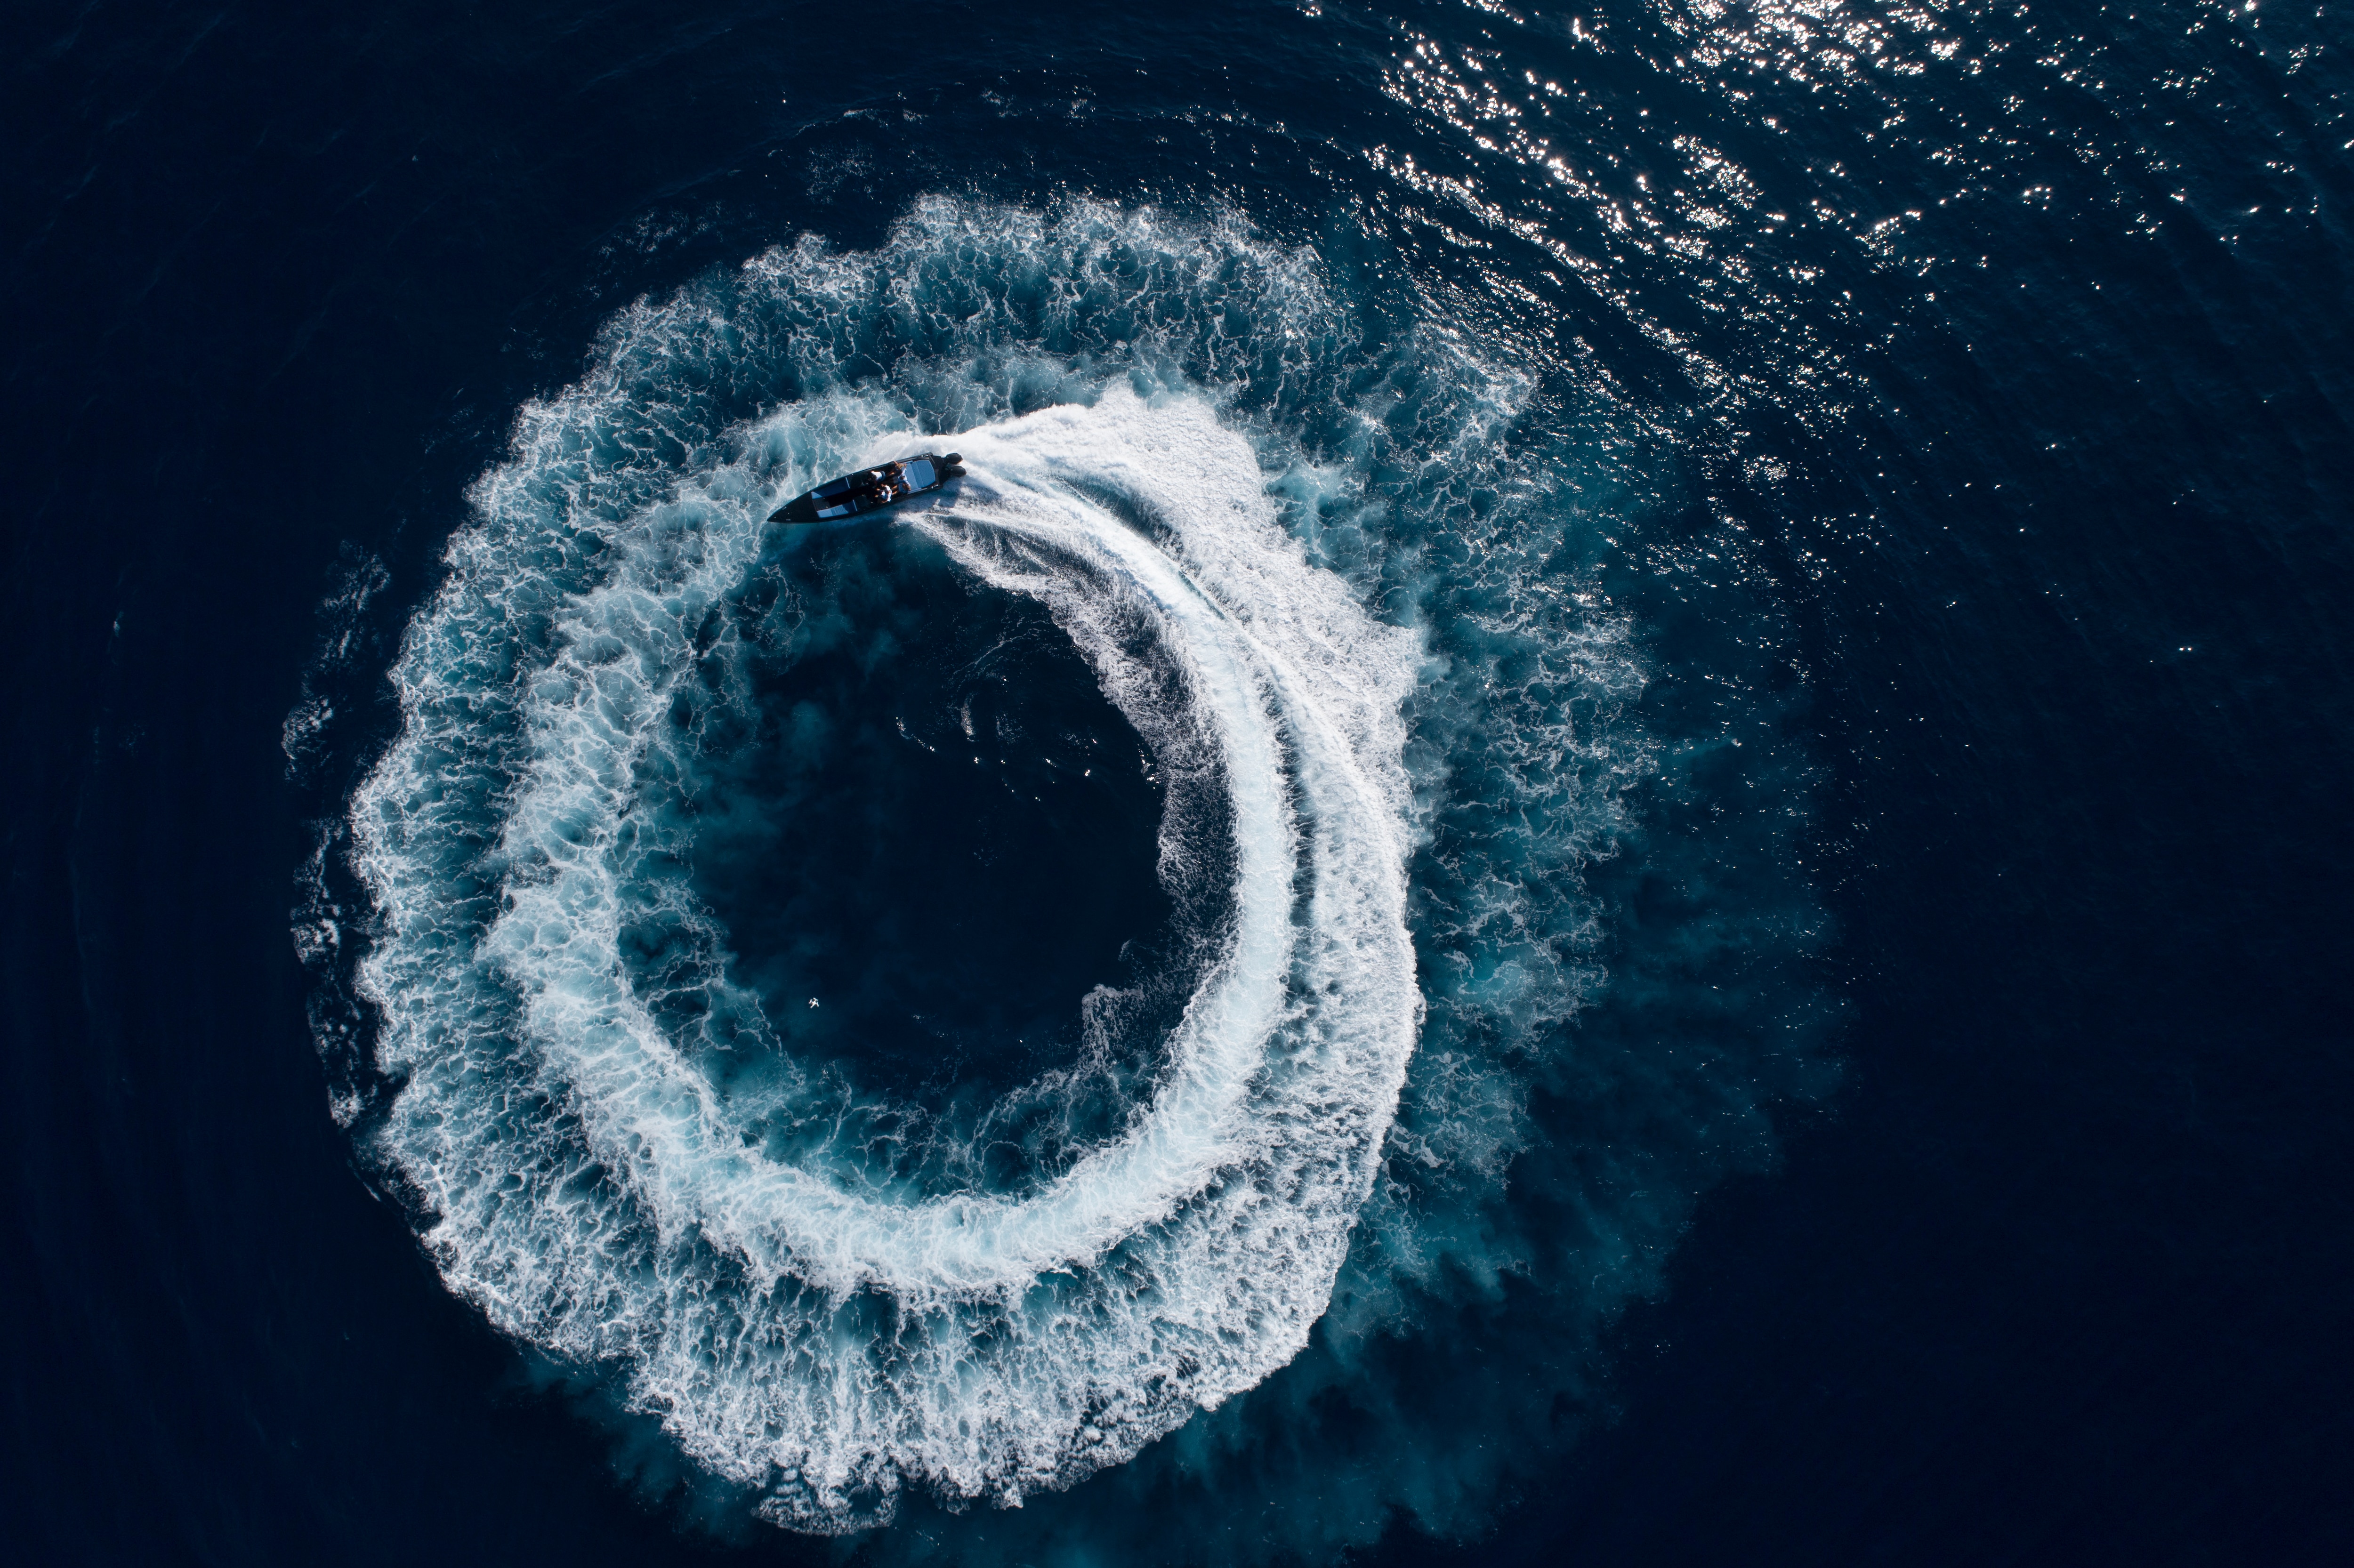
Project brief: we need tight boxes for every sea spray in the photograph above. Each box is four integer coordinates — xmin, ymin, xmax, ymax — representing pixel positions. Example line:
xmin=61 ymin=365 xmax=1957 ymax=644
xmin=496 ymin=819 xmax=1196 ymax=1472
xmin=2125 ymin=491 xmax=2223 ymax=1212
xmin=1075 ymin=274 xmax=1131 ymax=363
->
xmin=300 ymin=197 xmax=1829 ymax=1549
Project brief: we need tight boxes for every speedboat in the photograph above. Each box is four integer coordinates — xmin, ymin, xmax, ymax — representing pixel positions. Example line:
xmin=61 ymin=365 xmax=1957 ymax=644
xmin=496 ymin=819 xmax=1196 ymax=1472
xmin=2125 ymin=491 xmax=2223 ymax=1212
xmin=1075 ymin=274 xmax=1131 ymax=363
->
xmin=768 ymin=452 xmax=965 ymax=523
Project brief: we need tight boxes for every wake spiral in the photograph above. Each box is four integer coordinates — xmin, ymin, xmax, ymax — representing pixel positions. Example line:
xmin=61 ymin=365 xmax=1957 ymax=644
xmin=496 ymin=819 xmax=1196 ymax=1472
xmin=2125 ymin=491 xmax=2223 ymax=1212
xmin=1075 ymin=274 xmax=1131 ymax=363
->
xmin=297 ymin=197 xmax=1813 ymax=1549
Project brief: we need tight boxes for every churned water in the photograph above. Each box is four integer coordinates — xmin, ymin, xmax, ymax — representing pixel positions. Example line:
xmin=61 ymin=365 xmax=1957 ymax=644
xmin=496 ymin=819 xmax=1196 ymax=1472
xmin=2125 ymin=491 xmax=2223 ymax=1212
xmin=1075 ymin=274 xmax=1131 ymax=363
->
xmin=297 ymin=196 xmax=1826 ymax=1544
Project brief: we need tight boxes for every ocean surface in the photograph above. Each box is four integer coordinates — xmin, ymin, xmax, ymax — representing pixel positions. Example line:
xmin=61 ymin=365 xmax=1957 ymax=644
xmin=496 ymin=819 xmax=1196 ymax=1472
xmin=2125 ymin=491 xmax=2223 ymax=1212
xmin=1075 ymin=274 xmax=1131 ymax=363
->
xmin=5 ymin=0 xmax=2350 ymax=1562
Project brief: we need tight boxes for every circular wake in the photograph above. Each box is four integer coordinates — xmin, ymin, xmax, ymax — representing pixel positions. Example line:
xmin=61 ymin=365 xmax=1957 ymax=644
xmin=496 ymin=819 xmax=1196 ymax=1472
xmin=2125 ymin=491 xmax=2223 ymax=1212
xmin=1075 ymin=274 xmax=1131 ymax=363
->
xmin=347 ymin=380 xmax=1421 ymax=1527
xmin=298 ymin=197 xmax=1826 ymax=1554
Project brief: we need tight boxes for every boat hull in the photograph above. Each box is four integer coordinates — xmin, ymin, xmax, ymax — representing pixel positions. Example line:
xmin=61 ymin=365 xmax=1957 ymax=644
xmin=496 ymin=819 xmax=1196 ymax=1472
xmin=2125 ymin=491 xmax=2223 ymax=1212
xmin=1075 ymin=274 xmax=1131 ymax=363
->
xmin=768 ymin=452 xmax=964 ymax=524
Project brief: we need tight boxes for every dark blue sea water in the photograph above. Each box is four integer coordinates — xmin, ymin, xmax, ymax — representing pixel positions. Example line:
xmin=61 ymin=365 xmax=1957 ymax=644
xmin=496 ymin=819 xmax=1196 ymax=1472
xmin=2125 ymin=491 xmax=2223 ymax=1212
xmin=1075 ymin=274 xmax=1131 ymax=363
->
xmin=6 ymin=1 xmax=2351 ymax=1562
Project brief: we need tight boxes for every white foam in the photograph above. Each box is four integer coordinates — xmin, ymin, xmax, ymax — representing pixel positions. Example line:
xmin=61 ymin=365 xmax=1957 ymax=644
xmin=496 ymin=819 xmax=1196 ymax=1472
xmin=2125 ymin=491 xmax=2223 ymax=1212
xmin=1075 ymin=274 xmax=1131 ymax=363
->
xmin=349 ymin=383 xmax=1423 ymax=1528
